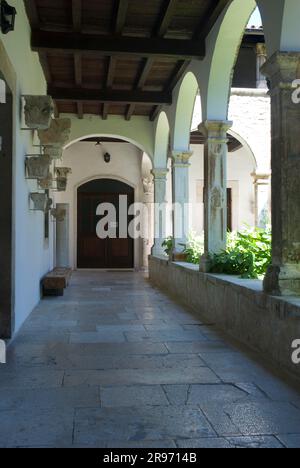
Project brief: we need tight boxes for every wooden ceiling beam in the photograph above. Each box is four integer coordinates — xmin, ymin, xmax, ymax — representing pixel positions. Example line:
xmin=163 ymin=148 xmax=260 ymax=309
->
xmin=102 ymin=103 xmax=109 ymax=120
xmin=166 ymin=60 xmax=191 ymax=91
xmin=31 ymin=30 xmax=205 ymax=60
xmin=39 ymin=52 xmax=52 ymax=83
xmin=154 ymin=0 xmax=177 ymax=37
xmin=24 ymin=0 xmax=40 ymax=28
xmin=114 ymin=0 xmax=129 ymax=35
xmin=150 ymin=105 xmax=163 ymax=122
xmin=74 ymin=53 xmax=82 ymax=86
xmin=125 ymin=104 xmax=135 ymax=121
xmin=48 ymin=87 xmax=173 ymax=105
xmin=106 ymin=56 xmax=116 ymax=88
xmin=77 ymin=102 xmax=84 ymax=119
xmin=72 ymin=0 xmax=82 ymax=32
xmin=194 ymin=0 xmax=231 ymax=41
xmin=126 ymin=58 xmax=154 ymax=120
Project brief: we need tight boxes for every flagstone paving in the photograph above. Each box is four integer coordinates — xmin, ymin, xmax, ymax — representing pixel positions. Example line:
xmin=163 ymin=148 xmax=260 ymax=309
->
xmin=0 ymin=270 xmax=300 ymax=448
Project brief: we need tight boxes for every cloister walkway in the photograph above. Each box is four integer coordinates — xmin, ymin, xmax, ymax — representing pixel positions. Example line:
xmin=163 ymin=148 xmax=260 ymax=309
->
xmin=1 ymin=271 xmax=300 ymax=448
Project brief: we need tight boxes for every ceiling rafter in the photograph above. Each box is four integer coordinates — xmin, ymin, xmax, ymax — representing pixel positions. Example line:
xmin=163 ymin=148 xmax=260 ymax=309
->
xmin=150 ymin=105 xmax=163 ymax=122
xmin=125 ymin=57 xmax=154 ymax=121
xmin=194 ymin=0 xmax=231 ymax=41
xmin=154 ymin=0 xmax=178 ymax=37
xmin=72 ymin=0 xmax=82 ymax=32
xmin=102 ymin=56 xmax=117 ymax=120
xmin=31 ymin=31 xmax=205 ymax=60
xmin=24 ymin=0 xmax=233 ymax=121
xmin=24 ymin=0 xmax=40 ymax=28
xmin=114 ymin=0 xmax=129 ymax=35
xmin=48 ymin=86 xmax=173 ymax=105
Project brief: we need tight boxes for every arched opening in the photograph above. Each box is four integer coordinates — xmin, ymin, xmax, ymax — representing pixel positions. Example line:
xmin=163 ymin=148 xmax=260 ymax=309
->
xmin=0 ymin=74 xmax=13 ymax=338
xmin=55 ymin=135 xmax=153 ymax=271
xmin=173 ymin=71 xmax=199 ymax=151
xmin=202 ymin=0 xmax=257 ymax=119
xmin=77 ymin=178 xmax=135 ymax=269
xmin=154 ymin=111 xmax=170 ymax=168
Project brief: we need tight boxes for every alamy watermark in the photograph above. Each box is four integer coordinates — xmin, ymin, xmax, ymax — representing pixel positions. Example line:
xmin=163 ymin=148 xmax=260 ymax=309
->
xmin=0 ymin=340 xmax=6 ymax=364
xmin=292 ymin=79 xmax=300 ymax=104
xmin=95 ymin=196 xmax=197 ymax=241
xmin=291 ymin=339 xmax=300 ymax=365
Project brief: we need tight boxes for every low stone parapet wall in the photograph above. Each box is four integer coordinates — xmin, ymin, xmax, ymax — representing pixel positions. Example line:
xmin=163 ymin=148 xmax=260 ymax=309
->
xmin=149 ymin=256 xmax=300 ymax=379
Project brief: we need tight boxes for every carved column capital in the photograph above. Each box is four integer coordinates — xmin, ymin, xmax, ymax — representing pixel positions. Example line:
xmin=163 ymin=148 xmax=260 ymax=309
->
xmin=151 ymin=168 xmax=169 ymax=180
xmin=199 ymin=120 xmax=232 ymax=143
xmin=261 ymin=51 xmax=300 ymax=90
xmin=142 ymin=176 xmax=154 ymax=195
xmin=251 ymin=172 xmax=271 ymax=185
xmin=171 ymin=150 xmax=193 ymax=167
xmin=256 ymin=43 xmax=267 ymax=57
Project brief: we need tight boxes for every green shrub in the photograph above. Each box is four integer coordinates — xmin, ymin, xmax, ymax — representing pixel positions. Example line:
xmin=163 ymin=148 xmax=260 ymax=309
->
xmin=210 ymin=227 xmax=272 ymax=279
xmin=182 ymin=232 xmax=204 ymax=265
xmin=162 ymin=236 xmax=173 ymax=256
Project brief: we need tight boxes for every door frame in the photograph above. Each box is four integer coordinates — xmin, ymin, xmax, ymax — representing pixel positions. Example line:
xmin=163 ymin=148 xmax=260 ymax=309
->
xmin=0 ymin=71 xmax=14 ymax=338
xmin=74 ymin=175 xmax=137 ymax=270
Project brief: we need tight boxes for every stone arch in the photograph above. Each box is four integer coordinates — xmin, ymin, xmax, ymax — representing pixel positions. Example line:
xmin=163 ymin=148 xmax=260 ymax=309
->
xmin=153 ymin=111 xmax=170 ymax=168
xmin=76 ymin=174 xmax=137 ymax=192
xmin=228 ymin=129 xmax=258 ymax=171
xmin=64 ymin=115 xmax=154 ymax=159
xmin=64 ymin=133 xmax=150 ymax=158
xmin=257 ymin=0 xmax=300 ymax=55
xmin=201 ymin=0 xmax=257 ymax=120
xmin=172 ymin=71 xmax=199 ymax=151
xmin=0 ymin=78 xmax=6 ymax=103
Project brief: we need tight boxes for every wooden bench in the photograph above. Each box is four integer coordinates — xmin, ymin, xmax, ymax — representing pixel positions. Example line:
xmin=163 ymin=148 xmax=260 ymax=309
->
xmin=42 ymin=268 xmax=72 ymax=297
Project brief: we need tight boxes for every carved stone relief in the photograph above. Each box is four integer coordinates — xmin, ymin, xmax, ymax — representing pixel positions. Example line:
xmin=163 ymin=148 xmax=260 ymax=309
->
xmin=25 ymin=154 xmax=51 ymax=180
xmin=38 ymin=118 xmax=71 ymax=147
xmin=51 ymin=208 xmax=67 ymax=222
xmin=24 ymin=95 xmax=54 ymax=130
xmin=30 ymin=193 xmax=52 ymax=212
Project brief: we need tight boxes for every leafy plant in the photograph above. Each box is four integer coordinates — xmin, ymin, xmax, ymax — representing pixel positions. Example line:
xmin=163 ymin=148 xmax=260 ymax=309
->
xmin=210 ymin=227 xmax=272 ymax=279
xmin=162 ymin=236 xmax=173 ymax=256
xmin=181 ymin=232 xmax=204 ymax=265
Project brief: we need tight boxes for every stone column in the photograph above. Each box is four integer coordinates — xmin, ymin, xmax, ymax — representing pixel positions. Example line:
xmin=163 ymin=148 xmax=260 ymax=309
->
xmin=199 ymin=120 xmax=232 ymax=272
xmin=56 ymin=203 xmax=70 ymax=267
xmin=151 ymin=168 xmax=168 ymax=257
xmin=252 ymin=172 xmax=271 ymax=228
xmin=142 ymin=176 xmax=154 ymax=269
xmin=171 ymin=151 xmax=193 ymax=258
xmin=262 ymin=52 xmax=300 ymax=295
xmin=256 ymin=43 xmax=268 ymax=89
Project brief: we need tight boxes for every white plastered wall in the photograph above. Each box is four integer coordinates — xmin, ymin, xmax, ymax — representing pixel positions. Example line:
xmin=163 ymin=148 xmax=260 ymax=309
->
xmin=55 ymin=141 xmax=150 ymax=270
xmin=189 ymin=145 xmax=256 ymax=236
xmin=0 ymin=1 xmax=54 ymax=334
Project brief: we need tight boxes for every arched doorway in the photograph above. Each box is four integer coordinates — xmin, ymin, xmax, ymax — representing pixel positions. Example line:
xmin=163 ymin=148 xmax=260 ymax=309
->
xmin=0 ymin=74 xmax=13 ymax=338
xmin=77 ymin=178 xmax=134 ymax=269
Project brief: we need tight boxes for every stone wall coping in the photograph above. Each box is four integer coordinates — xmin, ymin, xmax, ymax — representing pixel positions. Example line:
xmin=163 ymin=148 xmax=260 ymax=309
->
xmin=230 ymin=88 xmax=269 ymax=98
xmin=150 ymin=255 xmax=300 ymax=318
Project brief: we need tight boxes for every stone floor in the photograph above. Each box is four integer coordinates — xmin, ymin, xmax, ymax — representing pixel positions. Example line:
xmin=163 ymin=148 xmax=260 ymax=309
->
xmin=1 ymin=271 xmax=300 ymax=448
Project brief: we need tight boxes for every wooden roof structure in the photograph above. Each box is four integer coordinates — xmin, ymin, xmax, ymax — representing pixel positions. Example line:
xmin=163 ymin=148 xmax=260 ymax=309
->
xmin=24 ymin=0 xmax=231 ymax=121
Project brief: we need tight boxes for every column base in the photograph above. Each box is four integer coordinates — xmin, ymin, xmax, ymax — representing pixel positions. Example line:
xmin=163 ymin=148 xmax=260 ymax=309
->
xmin=263 ymin=264 xmax=300 ymax=296
xmin=199 ymin=255 xmax=211 ymax=273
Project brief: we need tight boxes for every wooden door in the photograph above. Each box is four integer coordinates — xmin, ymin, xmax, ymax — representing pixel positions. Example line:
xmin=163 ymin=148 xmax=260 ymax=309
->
xmin=77 ymin=179 xmax=134 ymax=269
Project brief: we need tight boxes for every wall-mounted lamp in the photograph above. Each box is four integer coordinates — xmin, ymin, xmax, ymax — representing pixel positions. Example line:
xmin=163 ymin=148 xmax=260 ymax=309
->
xmin=1 ymin=0 xmax=16 ymax=35
xmin=95 ymin=139 xmax=111 ymax=163
xmin=104 ymin=152 xmax=111 ymax=164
